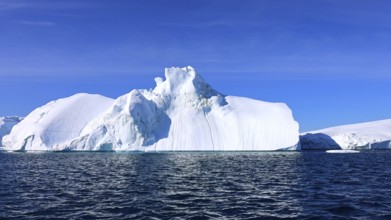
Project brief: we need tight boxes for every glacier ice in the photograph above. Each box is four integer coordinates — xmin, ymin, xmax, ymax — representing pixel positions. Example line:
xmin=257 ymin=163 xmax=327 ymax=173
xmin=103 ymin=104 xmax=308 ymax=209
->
xmin=0 ymin=116 xmax=23 ymax=149
xmin=301 ymin=119 xmax=391 ymax=150
xmin=3 ymin=67 xmax=300 ymax=151
xmin=2 ymin=94 xmax=114 ymax=151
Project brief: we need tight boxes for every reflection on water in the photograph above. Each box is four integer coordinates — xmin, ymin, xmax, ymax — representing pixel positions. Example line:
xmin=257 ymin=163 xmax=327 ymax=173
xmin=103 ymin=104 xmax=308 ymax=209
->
xmin=1 ymin=151 xmax=391 ymax=219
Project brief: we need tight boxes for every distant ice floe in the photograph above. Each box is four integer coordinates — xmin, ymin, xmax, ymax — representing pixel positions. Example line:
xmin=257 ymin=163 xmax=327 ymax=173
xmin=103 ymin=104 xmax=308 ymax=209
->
xmin=326 ymin=149 xmax=360 ymax=153
xmin=301 ymin=119 xmax=391 ymax=150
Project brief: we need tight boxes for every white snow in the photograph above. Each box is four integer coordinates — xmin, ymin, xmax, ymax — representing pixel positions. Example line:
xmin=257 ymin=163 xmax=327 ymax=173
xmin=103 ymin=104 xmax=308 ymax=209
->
xmin=2 ymin=94 xmax=114 ymax=151
xmin=3 ymin=66 xmax=300 ymax=151
xmin=301 ymin=119 xmax=391 ymax=150
xmin=0 ymin=116 xmax=23 ymax=149
xmin=60 ymin=67 xmax=299 ymax=151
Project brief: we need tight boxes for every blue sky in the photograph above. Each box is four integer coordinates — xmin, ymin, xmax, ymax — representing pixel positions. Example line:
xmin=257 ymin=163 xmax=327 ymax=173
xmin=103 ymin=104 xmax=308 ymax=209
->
xmin=1 ymin=0 xmax=391 ymax=132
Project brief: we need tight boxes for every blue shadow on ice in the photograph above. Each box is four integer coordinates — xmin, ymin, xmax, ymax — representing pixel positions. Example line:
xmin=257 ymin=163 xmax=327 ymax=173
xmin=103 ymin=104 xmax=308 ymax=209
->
xmin=300 ymin=133 xmax=342 ymax=150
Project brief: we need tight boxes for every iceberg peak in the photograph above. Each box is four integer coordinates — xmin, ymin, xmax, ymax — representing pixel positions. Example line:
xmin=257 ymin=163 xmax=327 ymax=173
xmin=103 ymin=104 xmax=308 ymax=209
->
xmin=154 ymin=66 xmax=219 ymax=99
xmin=165 ymin=66 xmax=197 ymax=79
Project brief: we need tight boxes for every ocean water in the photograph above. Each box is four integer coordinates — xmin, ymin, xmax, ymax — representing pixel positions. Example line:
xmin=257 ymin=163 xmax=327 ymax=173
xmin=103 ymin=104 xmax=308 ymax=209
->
xmin=1 ymin=151 xmax=391 ymax=219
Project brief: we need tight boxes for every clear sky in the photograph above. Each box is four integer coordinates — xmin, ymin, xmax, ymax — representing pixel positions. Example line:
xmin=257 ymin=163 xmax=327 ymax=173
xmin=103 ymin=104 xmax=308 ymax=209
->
xmin=1 ymin=0 xmax=391 ymax=132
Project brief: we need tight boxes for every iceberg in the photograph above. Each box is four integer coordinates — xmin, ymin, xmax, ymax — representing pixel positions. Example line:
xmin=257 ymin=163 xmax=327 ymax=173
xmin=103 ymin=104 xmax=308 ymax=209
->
xmin=301 ymin=119 xmax=391 ymax=150
xmin=3 ymin=67 xmax=300 ymax=151
xmin=0 ymin=116 xmax=23 ymax=149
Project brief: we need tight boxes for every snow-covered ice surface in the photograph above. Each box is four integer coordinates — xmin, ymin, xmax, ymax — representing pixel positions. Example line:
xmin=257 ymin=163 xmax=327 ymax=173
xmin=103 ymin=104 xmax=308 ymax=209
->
xmin=3 ymin=67 xmax=300 ymax=151
xmin=301 ymin=119 xmax=391 ymax=150
xmin=0 ymin=116 xmax=23 ymax=149
xmin=2 ymin=94 xmax=114 ymax=151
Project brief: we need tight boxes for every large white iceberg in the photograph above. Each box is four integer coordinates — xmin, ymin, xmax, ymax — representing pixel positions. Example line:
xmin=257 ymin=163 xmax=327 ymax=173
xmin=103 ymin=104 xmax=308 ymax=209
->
xmin=301 ymin=119 xmax=391 ymax=150
xmin=0 ymin=116 xmax=23 ymax=149
xmin=3 ymin=67 xmax=300 ymax=151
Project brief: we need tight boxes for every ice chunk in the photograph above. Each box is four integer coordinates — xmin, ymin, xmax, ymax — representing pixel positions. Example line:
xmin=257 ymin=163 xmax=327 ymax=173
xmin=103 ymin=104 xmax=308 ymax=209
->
xmin=326 ymin=149 xmax=360 ymax=153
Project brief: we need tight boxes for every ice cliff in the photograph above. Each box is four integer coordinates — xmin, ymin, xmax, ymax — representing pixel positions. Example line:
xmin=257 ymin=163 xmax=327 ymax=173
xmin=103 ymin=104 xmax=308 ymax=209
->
xmin=3 ymin=67 xmax=300 ymax=151
xmin=301 ymin=119 xmax=391 ymax=150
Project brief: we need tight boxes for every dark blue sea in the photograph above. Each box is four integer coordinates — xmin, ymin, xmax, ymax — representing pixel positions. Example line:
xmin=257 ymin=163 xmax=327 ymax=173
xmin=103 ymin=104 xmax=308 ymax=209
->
xmin=1 ymin=151 xmax=391 ymax=219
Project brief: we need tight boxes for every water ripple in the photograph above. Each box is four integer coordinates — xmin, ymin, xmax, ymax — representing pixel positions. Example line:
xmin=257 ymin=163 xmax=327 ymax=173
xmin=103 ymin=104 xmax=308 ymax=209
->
xmin=1 ymin=151 xmax=391 ymax=219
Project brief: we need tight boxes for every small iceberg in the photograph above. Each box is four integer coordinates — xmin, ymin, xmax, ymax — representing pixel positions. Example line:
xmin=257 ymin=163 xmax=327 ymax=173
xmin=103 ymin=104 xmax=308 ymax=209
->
xmin=326 ymin=149 xmax=360 ymax=153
